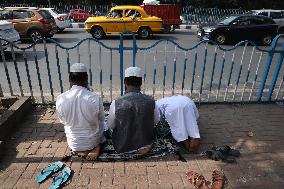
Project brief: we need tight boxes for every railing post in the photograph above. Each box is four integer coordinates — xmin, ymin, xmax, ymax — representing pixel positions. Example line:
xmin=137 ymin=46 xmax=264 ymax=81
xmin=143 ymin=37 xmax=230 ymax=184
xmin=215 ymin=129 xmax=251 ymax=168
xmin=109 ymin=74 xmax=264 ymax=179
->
xmin=267 ymin=42 xmax=284 ymax=101
xmin=0 ymin=83 xmax=3 ymax=97
xmin=257 ymin=35 xmax=279 ymax=101
xmin=119 ymin=33 xmax=124 ymax=96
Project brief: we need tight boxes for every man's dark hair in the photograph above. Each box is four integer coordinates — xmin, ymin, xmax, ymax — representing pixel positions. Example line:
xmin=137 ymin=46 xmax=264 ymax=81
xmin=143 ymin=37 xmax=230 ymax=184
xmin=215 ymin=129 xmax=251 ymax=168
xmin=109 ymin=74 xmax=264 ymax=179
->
xmin=124 ymin=76 xmax=142 ymax=87
xmin=69 ymin=72 xmax=88 ymax=83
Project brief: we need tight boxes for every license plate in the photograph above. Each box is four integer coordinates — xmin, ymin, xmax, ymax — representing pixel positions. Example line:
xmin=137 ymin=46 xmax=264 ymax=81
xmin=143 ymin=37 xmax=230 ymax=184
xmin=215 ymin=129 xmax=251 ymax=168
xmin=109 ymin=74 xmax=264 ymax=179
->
xmin=197 ymin=32 xmax=202 ymax=37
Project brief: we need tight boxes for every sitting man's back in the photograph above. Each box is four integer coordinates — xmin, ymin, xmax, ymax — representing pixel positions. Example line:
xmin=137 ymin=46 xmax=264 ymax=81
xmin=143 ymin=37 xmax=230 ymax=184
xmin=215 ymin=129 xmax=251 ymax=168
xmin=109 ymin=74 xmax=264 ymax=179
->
xmin=107 ymin=67 xmax=159 ymax=154
xmin=56 ymin=63 xmax=105 ymax=160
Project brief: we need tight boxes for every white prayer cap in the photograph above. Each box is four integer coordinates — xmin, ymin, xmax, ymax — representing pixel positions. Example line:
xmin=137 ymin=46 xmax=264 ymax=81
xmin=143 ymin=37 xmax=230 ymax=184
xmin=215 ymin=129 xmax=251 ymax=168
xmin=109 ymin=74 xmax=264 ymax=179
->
xmin=70 ymin=63 xmax=87 ymax=73
xmin=125 ymin=67 xmax=143 ymax=78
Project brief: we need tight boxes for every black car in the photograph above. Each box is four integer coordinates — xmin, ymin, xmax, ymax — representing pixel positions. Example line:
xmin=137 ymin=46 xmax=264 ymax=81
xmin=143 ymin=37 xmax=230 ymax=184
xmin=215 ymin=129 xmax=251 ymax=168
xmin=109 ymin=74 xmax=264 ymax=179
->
xmin=197 ymin=15 xmax=278 ymax=45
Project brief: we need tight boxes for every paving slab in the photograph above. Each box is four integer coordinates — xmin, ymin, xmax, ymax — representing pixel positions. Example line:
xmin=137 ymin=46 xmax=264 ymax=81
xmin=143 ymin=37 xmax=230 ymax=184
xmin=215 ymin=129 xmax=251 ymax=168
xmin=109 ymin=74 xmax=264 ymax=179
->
xmin=0 ymin=104 xmax=284 ymax=189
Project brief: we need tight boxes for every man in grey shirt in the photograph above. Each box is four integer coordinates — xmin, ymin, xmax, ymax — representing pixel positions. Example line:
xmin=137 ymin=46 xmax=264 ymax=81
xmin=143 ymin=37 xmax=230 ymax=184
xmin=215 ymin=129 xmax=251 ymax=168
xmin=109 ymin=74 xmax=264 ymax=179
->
xmin=107 ymin=67 xmax=159 ymax=155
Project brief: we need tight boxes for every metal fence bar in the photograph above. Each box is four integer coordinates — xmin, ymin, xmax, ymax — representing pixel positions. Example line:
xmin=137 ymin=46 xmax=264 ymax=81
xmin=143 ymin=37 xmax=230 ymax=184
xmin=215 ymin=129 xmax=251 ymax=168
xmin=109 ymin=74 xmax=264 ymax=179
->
xmin=249 ymin=52 xmax=263 ymax=101
xmin=32 ymin=45 xmax=44 ymax=103
xmin=199 ymin=43 xmax=208 ymax=101
xmin=267 ymin=43 xmax=284 ymax=101
xmin=99 ymin=45 xmax=103 ymax=99
xmin=162 ymin=42 xmax=168 ymax=98
xmin=119 ymin=34 xmax=124 ymax=96
xmin=233 ymin=43 xmax=247 ymax=101
xmin=224 ymin=51 xmax=236 ymax=101
xmin=88 ymin=40 xmax=93 ymax=87
xmin=216 ymin=52 xmax=226 ymax=101
xmin=181 ymin=52 xmax=188 ymax=95
xmin=143 ymin=50 xmax=147 ymax=94
xmin=23 ymin=50 xmax=33 ymax=98
xmin=241 ymin=47 xmax=255 ymax=101
xmin=43 ymin=40 xmax=54 ymax=101
xmin=0 ymin=83 xmax=3 ymax=97
xmin=171 ymin=46 xmax=177 ymax=96
xmin=0 ymin=42 xmax=13 ymax=96
xmin=109 ymin=49 xmax=113 ymax=102
xmin=207 ymin=46 xmax=218 ymax=101
xmin=152 ymin=50 xmax=157 ymax=97
xmin=55 ymin=45 xmax=63 ymax=94
xmin=257 ymin=36 xmax=279 ymax=101
xmin=10 ymin=44 xmax=24 ymax=96
xmin=66 ymin=49 xmax=71 ymax=74
xmin=190 ymin=49 xmax=198 ymax=96
xmin=275 ymin=73 xmax=284 ymax=100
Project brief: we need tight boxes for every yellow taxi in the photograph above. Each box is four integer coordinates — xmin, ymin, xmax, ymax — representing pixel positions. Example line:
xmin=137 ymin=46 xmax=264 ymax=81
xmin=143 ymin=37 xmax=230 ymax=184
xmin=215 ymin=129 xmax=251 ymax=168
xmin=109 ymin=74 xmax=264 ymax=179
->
xmin=85 ymin=5 xmax=163 ymax=39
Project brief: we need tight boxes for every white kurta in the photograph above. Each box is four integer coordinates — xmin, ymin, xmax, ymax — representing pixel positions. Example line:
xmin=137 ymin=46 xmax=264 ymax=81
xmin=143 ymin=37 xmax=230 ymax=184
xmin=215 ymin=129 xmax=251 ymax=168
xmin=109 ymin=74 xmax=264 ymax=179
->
xmin=156 ymin=95 xmax=200 ymax=142
xmin=56 ymin=85 xmax=105 ymax=152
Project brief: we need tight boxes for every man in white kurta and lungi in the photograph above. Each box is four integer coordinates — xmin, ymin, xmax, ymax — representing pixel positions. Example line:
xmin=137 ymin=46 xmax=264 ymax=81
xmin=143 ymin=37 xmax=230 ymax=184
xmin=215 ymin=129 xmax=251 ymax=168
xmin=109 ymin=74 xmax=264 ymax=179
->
xmin=56 ymin=63 xmax=105 ymax=160
xmin=156 ymin=95 xmax=200 ymax=153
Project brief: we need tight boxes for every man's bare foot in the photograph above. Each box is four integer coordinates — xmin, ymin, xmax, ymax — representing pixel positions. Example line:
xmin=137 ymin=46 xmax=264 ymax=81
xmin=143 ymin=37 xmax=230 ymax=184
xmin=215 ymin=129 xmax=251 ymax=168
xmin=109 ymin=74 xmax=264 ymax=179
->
xmin=86 ymin=145 xmax=101 ymax=161
xmin=76 ymin=151 xmax=89 ymax=158
xmin=189 ymin=138 xmax=200 ymax=153
xmin=136 ymin=145 xmax=152 ymax=155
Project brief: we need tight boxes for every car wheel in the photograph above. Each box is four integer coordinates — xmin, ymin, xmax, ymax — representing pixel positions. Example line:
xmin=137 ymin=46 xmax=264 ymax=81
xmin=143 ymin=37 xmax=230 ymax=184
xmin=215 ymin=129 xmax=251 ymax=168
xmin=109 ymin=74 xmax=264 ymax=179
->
xmin=138 ymin=27 xmax=151 ymax=39
xmin=163 ymin=25 xmax=171 ymax=34
xmin=262 ymin=35 xmax=272 ymax=46
xmin=28 ymin=30 xmax=43 ymax=43
xmin=215 ymin=34 xmax=226 ymax=45
xmin=56 ymin=27 xmax=64 ymax=33
xmin=90 ymin=27 xmax=105 ymax=39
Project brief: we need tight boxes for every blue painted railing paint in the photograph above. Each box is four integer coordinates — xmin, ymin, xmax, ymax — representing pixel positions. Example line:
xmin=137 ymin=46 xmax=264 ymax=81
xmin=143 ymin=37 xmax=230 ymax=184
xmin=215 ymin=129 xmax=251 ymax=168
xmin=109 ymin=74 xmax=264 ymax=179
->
xmin=257 ymin=35 xmax=280 ymax=101
xmin=0 ymin=33 xmax=283 ymax=103
xmin=55 ymin=46 xmax=64 ymax=94
xmin=10 ymin=45 xmax=23 ymax=96
xmin=23 ymin=50 xmax=33 ymax=97
xmin=267 ymin=43 xmax=284 ymax=101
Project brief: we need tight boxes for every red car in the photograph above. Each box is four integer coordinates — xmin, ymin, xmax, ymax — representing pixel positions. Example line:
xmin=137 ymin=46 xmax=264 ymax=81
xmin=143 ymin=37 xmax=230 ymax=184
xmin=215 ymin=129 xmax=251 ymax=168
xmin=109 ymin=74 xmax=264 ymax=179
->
xmin=69 ymin=9 xmax=93 ymax=22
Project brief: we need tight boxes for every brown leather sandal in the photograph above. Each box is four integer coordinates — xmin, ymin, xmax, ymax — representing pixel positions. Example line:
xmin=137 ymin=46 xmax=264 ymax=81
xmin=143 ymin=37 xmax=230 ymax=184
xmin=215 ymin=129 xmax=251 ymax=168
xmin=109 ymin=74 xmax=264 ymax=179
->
xmin=186 ymin=171 xmax=210 ymax=189
xmin=211 ymin=170 xmax=225 ymax=189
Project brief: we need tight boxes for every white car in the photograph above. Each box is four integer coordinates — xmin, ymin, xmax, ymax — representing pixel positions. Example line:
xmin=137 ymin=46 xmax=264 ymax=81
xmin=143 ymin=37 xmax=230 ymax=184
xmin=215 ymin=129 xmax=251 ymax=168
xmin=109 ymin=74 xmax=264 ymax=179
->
xmin=0 ymin=20 xmax=20 ymax=50
xmin=250 ymin=9 xmax=284 ymax=33
xmin=41 ymin=8 xmax=71 ymax=32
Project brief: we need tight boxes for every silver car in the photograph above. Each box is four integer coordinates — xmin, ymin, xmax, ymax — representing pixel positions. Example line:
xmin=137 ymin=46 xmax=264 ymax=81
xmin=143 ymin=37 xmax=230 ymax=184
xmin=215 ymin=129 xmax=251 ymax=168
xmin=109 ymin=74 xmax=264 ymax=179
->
xmin=0 ymin=20 xmax=20 ymax=50
xmin=41 ymin=8 xmax=71 ymax=32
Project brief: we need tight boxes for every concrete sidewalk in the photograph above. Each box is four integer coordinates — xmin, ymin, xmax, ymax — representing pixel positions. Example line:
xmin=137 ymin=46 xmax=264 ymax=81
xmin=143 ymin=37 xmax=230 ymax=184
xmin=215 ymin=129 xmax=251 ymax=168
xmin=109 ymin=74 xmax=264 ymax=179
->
xmin=0 ymin=104 xmax=284 ymax=188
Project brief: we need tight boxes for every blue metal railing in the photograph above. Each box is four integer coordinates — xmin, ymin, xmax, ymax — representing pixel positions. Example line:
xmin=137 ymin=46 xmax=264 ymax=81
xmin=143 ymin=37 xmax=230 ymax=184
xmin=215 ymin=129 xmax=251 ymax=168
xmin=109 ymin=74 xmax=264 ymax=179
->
xmin=0 ymin=33 xmax=283 ymax=104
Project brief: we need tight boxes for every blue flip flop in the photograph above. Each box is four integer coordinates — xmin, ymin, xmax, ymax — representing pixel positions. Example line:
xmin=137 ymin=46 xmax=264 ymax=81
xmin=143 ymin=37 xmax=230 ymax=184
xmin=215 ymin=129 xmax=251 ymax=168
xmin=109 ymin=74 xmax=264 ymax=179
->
xmin=35 ymin=161 xmax=64 ymax=183
xmin=48 ymin=167 xmax=72 ymax=189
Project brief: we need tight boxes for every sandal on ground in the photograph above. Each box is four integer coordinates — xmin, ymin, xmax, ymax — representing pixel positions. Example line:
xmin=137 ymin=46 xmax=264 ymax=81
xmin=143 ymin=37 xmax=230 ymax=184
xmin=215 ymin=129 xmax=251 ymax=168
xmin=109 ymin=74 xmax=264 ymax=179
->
xmin=211 ymin=170 xmax=225 ymax=189
xmin=213 ymin=145 xmax=240 ymax=157
xmin=35 ymin=161 xmax=64 ymax=183
xmin=186 ymin=171 xmax=210 ymax=189
xmin=205 ymin=149 xmax=236 ymax=163
xmin=48 ymin=167 xmax=72 ymax=189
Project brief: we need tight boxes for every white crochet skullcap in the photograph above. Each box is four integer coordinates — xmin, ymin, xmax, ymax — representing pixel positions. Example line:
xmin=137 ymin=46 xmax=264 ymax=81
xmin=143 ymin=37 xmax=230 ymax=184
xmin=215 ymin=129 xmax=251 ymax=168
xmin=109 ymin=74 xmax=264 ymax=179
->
xmin=70 ymin=63 xmax=87 ymax=73
xmin=125 ymin=67 xmax=142 ymax=78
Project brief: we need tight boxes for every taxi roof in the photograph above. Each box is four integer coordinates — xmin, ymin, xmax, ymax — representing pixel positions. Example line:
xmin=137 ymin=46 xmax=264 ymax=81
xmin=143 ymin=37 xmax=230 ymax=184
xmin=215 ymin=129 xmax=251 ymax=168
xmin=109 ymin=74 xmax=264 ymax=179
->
xmin=111 ymin=5 xmax=144 ymax=11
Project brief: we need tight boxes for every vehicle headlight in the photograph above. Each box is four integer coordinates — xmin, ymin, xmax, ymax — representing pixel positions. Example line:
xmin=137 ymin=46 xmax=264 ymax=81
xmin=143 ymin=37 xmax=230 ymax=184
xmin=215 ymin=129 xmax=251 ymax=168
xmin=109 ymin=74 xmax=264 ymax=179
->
xmin=204 ymin=28 xmax=215 ymax=33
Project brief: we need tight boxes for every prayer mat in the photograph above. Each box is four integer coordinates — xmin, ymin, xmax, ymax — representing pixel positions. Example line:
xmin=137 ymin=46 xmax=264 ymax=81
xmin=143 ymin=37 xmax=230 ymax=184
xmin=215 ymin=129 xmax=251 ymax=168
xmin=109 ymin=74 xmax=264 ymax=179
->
xmin=97 ymin=115 xmax=181 ymax=162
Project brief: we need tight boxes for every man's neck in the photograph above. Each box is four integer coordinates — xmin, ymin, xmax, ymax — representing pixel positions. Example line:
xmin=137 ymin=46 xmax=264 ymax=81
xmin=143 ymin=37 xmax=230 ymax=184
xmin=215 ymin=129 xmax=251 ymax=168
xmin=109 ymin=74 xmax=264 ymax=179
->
xmin=125 ymin=86 xmax=141 ymax=93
